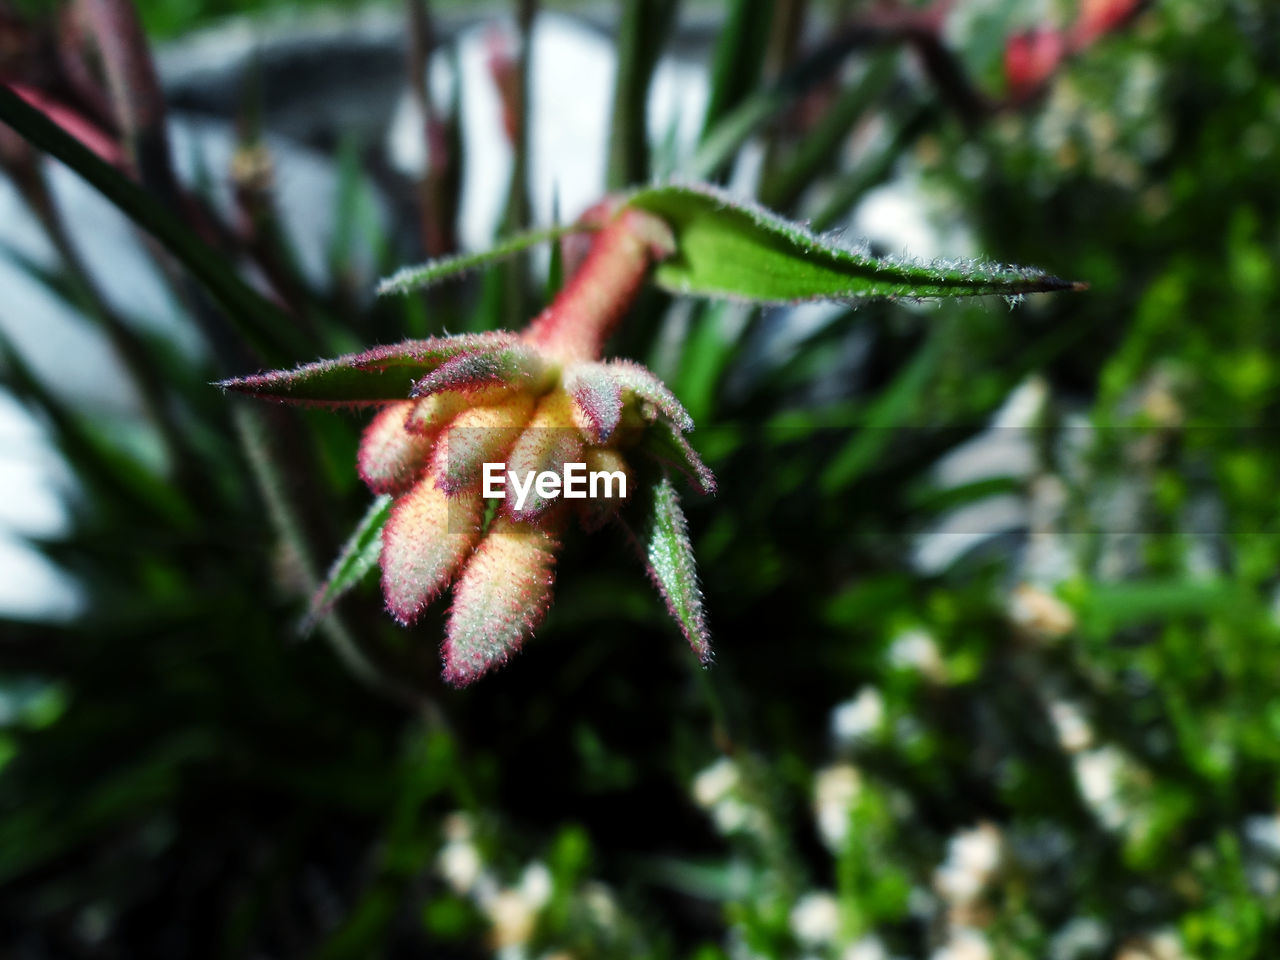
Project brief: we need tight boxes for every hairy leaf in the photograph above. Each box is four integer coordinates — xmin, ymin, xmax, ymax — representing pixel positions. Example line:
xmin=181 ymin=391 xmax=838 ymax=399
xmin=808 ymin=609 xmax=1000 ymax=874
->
xmin=639 ymin=418 xmax=717 ymax=497
xmin=357 ymin=401 xmax=434 ymax=495
xmin=609 ymin=359 xmax=696 ymax=433
xmin=303 ymin=495 xmax=392 ymax=633
xmin=625 ymin=183 xmax=1084 ymax=303
xmin=411 ymin=343 xmax=551 ymax=398
xmin=504 ymin=392 xmax=584 ymax=521
xmin=565 ymin=362 xmax=624 ymax=443
xmin=637 ymin=476 xmax=711 ymax=663
xmin=376 ymin=223 xmax=595 ymax=296
xmin=431 ymin=394 xmax=537 ymax=494
xmin=444 ymin=517 xmax=560 ymax=686
xmin=216 ymin=333 xmax=519 ymax=405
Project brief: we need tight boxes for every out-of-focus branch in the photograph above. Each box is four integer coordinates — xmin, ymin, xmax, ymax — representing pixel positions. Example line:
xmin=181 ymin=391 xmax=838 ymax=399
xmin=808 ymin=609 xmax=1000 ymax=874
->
xmin=758 ymin=0 xmax=809 ymax=178
xmin=0 ymin=84 xmax=298 ymax=365
xmin=1005 ymin=0 xmax=1147 ymax=103
xmin=405 ymin=0 xmax=458 ymax=257
xmin=78 ymin=0 xmax=181 ymax=202
xmin=0 ymin=125 xmax=209 ymax=495
xmin=229 ymin=66 xmax=326 ymax=336
xmin=79 ymin=0 xmax=320 ymax=365
xmin=492 ymin=0 xmax=536 ymax=328
xmin=501 ymin=0 xmax=534 ymax=238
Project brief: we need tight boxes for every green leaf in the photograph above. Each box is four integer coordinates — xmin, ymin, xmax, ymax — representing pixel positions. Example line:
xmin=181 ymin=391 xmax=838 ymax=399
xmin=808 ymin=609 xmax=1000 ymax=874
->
xmin=376 ymin=222 xmax=595 ymax=296
xmin=302 ymin=495 xmax=392 ymax=634
xmin=699 ymin=0 xmax=772 ymax=160
xmin=545 ymin=188 xmax=565 ymax=301
xmin=215 ymin=332 xmax=520 ymax=405
xmin=759 ymin=52 xmax=899 ymax=212
xmin=0 ymin=329 xmax=196 ymax=528
xmin=820 ymin=332 xmax=946 ymax=494
xmin=688 ymin=86 xmax=790 ymax=183
xmin=607 ymin=0 xmax=678 ymax=188
xmin=625 ymin=183 xmax=1085 ymax=303
xmin=810 ymin=102 xmax=936 ymax=232
xmin=410 ymin=342 xmax=550 ymax=398
xmin=635 ymin=476 xmax=711 ymax=663
xmin=690 ymin=23 xmax=884 ymax=185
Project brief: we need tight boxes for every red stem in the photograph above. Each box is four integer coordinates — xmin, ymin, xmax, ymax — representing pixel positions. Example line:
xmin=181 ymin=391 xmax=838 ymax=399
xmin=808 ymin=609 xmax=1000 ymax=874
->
xmin=524 ymin=208 xmax=674 ymax=365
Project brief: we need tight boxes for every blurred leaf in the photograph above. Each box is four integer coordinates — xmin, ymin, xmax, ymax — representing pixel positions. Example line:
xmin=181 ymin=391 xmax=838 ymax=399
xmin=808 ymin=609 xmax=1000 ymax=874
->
xmin=1080 ymin=580 xmax=1240 ymax=633
xmin=810 ymin=101 xmax=934 ymax=232
xmin=699 ymin=0 xmax=772 ymax=170
xmin=759 ymin=52 xmax=898 ymax=212
xmin=0 ymin=85 xmax=300 ymax=362
xmin=691 ymin=28 xmax=891 ymax=186
xmin=607 ymin=0 xmax=678 ymax=188
xmin=546 ymin=188 xmax=565 ymax=301
xmin=820 ymin=332 xmax=945 ymax=494
xmin=688 ymin=85 xmax=792 ymax=182
xmin=0 ymin=329 xmax=196 ymax=527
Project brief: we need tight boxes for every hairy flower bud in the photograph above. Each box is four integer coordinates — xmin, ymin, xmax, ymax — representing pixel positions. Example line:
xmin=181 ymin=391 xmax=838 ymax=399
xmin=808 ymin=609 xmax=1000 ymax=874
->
xmin=221 ymin=203 xmax=713 ymax=685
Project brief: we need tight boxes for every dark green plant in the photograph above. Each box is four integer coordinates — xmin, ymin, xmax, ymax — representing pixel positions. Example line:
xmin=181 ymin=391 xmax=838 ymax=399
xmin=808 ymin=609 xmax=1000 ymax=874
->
xmin=2 ymin=0 xmax=1278 ymax=957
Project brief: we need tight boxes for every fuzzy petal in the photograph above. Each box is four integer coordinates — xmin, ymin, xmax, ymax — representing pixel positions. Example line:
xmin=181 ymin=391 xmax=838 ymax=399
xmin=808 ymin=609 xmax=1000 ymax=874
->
xmin=575 ymin=447 xmax=631 ymax=531
xmin=503 ymin=391 xmax=584 ymax=521
xmin=431 ymin=394 xmax=537 ymax=494
xmin=443 ymin=517 xmax=561 ymax=685
xmin=380 ymin=473 xmax=484 ymax=624
xmin=357 ymin=401 xmax=435 ymax=495
xmin=404 ymin=385 xmax=513 ymax=435
xmin=640 ymin=419 xmax=717 ymax=496
xmin=412 ymin=343 xmax=551 ymax=398
xmin=564 ymin=362 xmax=623 ymax=443
xmin=607 ymin=359 xmax=695 ymax=433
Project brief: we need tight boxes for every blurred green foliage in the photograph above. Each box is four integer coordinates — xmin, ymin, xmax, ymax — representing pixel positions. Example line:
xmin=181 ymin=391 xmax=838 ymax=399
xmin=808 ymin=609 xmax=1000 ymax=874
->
xmin=2 ymin=0 xmax=1280 ymax=958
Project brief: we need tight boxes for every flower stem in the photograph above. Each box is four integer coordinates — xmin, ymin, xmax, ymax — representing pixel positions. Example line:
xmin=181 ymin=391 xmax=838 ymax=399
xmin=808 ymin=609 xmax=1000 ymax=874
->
xmin=524 ymin=208 xmax=675 ymax=364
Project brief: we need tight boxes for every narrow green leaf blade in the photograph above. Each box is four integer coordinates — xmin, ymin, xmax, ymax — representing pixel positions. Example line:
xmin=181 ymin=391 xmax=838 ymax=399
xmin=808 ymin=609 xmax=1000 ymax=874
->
xmin=376 ymin=222 xmax=596 ymax=296
xmin=637 ymin=476 xmax=711 ymax=663
xmin=607 ymin=0 xmax=678 ymax=188
xmin=687 ymin=87 xmax=788 ymax=183
xmin=819 ymin=331 xmax=946 ymax=494
xmin=0 ymin=328 xmax=196 ymax=527
xmin=625 ymin=183 xmax=1085 ymax=303
xmin=700 ymin=0 xmax=772 ymax=149
xmin=215 ymin=332 xmax=519 ymax=405
xmin=302 ymin=495 xmax=392 ymax=634
xmin=759 ymin=52 xmax=899 ymax=211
